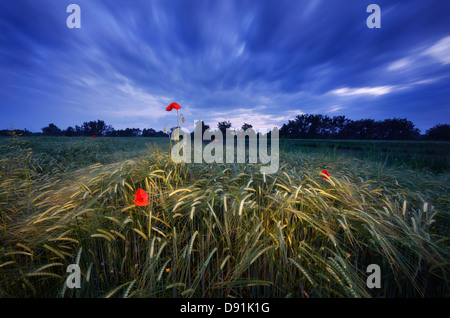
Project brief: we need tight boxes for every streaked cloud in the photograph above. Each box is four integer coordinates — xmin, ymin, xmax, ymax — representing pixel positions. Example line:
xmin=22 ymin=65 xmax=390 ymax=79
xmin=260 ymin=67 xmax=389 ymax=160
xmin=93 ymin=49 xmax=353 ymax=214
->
xmin=329 ymin=86 xmax=395 ymax=97
xmin=388 ymin=58 xmax=412 ymax=71
xmin=423 ymin=36 xmax=450 ymax=65
xmin=0 ymin=0 xmax=449 ymax=133
xmin=328 ymin=106 xmax=344 ymax=112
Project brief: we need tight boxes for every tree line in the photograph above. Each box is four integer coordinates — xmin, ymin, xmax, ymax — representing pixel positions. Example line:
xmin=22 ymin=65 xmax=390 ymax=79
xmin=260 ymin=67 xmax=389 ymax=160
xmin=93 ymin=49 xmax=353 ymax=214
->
xmin=1 ymin=115 xmax=449 ymax=140
xmin=280 ymin=115 xmax=429 ymax=140
xmin=0 ymin=120 xmax=167 ymax=138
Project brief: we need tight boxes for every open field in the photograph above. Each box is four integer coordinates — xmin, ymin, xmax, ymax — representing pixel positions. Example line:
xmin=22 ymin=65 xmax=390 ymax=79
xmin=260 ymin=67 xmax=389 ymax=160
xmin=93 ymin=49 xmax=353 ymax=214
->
xmin=0 ymin=135 xmax=449 ymax=297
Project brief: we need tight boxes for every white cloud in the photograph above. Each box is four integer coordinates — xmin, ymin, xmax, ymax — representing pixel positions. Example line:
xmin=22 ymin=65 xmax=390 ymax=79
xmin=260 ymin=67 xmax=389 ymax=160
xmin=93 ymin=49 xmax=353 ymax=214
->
xmin=410 ymin=78 xmax=438 ymax=85
xmin=328 ymin=105 xmax=343 ymax=112
xmin=387 ymin=58 xmax=412 ymax=71
xmin=329 ymin=86 xmax=395 ymax=97
xmin=423 ymin=36 xmax=450 ymax=65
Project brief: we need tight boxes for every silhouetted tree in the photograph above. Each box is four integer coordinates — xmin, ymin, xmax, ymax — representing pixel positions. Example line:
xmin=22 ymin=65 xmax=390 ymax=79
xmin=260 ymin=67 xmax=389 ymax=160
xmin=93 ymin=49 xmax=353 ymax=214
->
xmin=242 ymin=123 xmax=253 ymax=131
xmin=280 ymin=119 xmax=299 ymax=138
xmin=142 ymin=128 xmax=167 ymax=137
xmin=217 ymin=121 xmax=232 ymax=136
xmin=64 ymin=126 xmax=76 ymax=137
xmin=280 ymin=114 xmax=329 ymax=138
xmin=425 ymin=124 xmax=450 ymax=141
xmin=331 ymin=115 xmax=349 ymax=137
xmin=74 ymin=125 xmax=83 ymax=136
xmin=340 ymin=119 xmax=377 ymax=139
xmin=142 ymin=128 xmax=156 ymax=137
xmin=105 ymin=125 xmax=114 ymax=136
xmin=107 ymin=128 xmax=141 ymax=137
xmin=42 ymin=123 xmax=62 ymax=136
xmin=81 ymin=120 xmax=109 ymax=136
xmin=376 ymin=118 xmax=420 ymax=140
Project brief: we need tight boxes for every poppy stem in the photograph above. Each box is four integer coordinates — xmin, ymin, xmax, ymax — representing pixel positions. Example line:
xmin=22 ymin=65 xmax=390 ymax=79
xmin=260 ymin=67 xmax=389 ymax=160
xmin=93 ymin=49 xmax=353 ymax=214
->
xmin=177 ymin=109 xmax=180 ymax=141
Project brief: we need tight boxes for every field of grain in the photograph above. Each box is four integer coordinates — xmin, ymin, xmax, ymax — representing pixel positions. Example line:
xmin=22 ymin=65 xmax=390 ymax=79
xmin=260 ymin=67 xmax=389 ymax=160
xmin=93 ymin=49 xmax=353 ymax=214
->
xmin=0 ymin=134 xmax=448 ymax=298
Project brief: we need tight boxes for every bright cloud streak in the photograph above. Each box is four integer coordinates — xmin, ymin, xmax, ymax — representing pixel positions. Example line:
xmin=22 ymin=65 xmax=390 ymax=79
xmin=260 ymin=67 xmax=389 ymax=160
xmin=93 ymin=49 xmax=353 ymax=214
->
xmin=423 ymin=36 xmax=450 ymax=65
xmin=329 ymin=86 xmax=395 ymax=97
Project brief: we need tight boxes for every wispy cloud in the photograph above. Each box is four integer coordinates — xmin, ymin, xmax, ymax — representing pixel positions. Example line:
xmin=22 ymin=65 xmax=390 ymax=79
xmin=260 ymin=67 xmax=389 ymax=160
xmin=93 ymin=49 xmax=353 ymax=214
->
xmin=423 ymin=36 xmax=450 ymax=65
xmin=329 ymin=86 xmax=395 ymax=97
xmin=388 ymin=58 xmax=412 ymax=71
xmin=328 ymin=106 xmax=344 ymax=112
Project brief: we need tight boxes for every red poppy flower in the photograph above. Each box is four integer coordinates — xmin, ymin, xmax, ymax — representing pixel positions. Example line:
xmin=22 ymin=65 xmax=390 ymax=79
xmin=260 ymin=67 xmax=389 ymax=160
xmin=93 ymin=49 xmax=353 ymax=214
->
xmin=166 ymin=102 xmax=182 ymax=111
xmin=92 ymin=135 xmax=96 ymax=138
xmin=321 ymin=169 xmax=331 ymax=179
xmin=134 ymin=188 xmax=149 ymax=206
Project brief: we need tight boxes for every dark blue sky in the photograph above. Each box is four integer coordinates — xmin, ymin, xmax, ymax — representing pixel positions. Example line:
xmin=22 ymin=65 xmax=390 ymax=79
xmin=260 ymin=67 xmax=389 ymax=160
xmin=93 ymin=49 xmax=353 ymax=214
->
xmin=1 ymin=0 xmax=449 ymax=133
